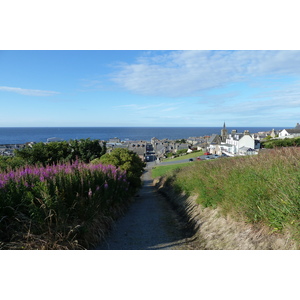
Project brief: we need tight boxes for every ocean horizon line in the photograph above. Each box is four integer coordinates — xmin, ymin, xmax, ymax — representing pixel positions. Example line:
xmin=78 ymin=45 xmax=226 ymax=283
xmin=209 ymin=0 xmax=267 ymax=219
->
xmin=0 ymin=126 xmax=287 ymax=129
xmin=0 ymin=126 xmax=288 ymax=145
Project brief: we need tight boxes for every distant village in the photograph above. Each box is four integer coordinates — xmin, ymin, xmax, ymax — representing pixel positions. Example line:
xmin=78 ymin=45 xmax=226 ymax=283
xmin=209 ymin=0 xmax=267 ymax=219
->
xmin=1 ymin=123 xmax=300 ymax=162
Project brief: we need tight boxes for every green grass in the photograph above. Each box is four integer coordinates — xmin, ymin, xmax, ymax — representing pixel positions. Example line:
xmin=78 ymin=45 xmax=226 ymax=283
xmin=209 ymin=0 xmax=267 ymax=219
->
xmin=159 ymin=147 xmax=300 ymax=242
xmin=151 ymin=162 xmax=191 ymax=178
xmin=163 ymin=151 xmax=203 ymax=162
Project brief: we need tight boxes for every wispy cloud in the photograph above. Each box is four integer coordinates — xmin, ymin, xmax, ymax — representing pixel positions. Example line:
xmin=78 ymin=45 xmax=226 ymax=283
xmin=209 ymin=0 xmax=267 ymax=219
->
xmin=113 ymin=102 xmax=181 ymax=111
xmin=161 ymin=107 xmax=178 ymax=112
xmin=191 ymin=81 xmax=300 ymax=120
xmin=111 ymin=50 xmax=300 ymax=97
xmin=0 ymin=86 xmax=59 ymax=96
xmin=112 ymin=102 xmax=188 ymax=121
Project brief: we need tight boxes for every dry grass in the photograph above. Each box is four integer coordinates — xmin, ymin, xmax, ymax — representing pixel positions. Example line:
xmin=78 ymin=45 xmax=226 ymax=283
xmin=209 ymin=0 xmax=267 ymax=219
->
xmin=155 ymin=176 xmax=298 ymax=250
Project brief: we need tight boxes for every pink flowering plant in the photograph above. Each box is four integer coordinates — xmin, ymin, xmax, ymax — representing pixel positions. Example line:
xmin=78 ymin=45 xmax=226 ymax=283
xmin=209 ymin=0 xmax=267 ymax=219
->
xmin=0 ymin=161 xmax=131 ymax=249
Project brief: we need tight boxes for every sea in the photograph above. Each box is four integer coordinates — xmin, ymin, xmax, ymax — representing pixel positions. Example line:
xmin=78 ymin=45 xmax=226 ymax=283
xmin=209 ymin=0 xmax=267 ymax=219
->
xmin=0 ymin=127 xmax=284 ymax=144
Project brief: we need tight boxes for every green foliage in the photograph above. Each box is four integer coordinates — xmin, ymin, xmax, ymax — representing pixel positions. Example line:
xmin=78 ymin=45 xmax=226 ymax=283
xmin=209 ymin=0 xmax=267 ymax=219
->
xmin=177 ymin=149 xmax=188 ymax=155
xmin=165 ymin=152 xmax=178 ymax=158
xmin=67 ymin=139 xmax=106 ymax=163
xmin=92 ymin=148 xmax=146 ymax=190
xmin=14 ymin=139 xmax=106 ymax=166
xmin=175 ymin=139 xmax=186 ymax=143
xmin=0 ymin=156 xmax=27 ymax=172
xmin=262 ymin=137 xmax=300 ymax=149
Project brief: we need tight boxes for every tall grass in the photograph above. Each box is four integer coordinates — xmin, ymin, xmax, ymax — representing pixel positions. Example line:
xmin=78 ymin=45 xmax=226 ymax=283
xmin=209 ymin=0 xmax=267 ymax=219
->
xmin=0 ymin=161 xmax=132 ymax=249
xmin=163 ymin=148 xmax=300 ymax=239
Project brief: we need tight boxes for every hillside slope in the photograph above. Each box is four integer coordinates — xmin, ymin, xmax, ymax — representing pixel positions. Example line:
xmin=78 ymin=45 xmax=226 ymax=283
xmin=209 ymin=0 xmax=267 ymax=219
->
xmin=153 ymin=148 xmax=300 ymax=249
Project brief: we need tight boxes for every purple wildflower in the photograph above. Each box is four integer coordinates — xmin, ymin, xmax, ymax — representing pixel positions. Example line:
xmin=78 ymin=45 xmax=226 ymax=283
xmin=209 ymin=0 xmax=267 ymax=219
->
xmin=0 ymin=180 xmax=5 ymax=188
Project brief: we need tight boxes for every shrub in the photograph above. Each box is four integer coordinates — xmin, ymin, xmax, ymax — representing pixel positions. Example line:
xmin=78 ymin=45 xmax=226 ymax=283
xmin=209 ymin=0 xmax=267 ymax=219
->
xmin=0 ymin=156 xmax=27 ymax=172
xmin=92 ymin=148 xmax=146 ymax=191
xmin=262 ymin=137 xmax=300 ymax=148
xmin=177 ymin=149 xmax=188 ymax=155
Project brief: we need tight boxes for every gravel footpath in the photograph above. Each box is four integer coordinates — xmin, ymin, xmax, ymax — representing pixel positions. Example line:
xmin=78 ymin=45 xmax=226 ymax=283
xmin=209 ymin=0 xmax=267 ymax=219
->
xmin=96 ymin=163 xmax=194 ymax=250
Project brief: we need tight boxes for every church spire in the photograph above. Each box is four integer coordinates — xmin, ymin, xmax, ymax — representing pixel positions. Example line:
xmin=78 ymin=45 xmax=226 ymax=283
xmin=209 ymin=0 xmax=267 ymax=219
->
xmin=221 ymin=122 xmax=228 ymax=142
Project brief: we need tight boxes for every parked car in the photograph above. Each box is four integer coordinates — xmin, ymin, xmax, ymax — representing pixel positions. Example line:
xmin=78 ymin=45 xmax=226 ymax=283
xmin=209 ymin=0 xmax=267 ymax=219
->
xmin=196 ymin=157 xmax=201 ymax=161
xmin=204 ymin=152 xmax=211 ymax=155
xmin=189 ymin=158 xmax=194 ymax=162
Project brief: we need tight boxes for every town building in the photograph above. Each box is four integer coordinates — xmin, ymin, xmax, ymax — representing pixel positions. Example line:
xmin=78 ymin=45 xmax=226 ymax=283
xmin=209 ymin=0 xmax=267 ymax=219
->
xmin=208 ymin=124 xmax=260 ymax=156
xmin=278 ymin=128 xmax=300 ymax=138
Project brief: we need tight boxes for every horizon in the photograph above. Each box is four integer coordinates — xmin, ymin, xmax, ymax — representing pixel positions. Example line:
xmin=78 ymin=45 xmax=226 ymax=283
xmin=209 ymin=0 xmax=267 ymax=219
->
xmin=1 ymin=50 xmax=300 ymax=128
xmin=0 ymin=125 xmax=287 ymax=129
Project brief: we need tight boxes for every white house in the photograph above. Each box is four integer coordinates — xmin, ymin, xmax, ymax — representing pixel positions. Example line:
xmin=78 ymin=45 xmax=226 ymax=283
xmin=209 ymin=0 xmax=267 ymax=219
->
xmin=278 ymin=128 xmax=300 ymax=138
xmin=224 ymin=134 xmax=259 ymax=156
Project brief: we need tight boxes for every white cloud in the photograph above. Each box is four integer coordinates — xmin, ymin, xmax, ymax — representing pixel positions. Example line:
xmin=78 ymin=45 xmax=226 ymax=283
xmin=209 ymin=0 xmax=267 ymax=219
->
xmin=111 ymin=50 xmax=300 ymax=97
xmin=0 ymin=86 xmax=59 ymax=96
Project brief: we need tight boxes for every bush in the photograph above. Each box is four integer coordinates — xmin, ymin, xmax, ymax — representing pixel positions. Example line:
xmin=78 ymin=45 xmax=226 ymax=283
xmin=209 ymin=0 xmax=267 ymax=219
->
xmin=177 ymin=149 xmax=188 ymax=155
xmin=262 ymin=137 xmax=300 ymax=148
xmin=92 ymin=148 xmax=146 ymax=191
xmin=0 ymin=156 xmax=27 ymax=172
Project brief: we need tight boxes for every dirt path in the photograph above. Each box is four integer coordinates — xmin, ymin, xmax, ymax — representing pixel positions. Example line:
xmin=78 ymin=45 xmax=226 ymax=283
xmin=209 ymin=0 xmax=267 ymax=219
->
xmin=96 ymin=163 xmax=196 ymax=250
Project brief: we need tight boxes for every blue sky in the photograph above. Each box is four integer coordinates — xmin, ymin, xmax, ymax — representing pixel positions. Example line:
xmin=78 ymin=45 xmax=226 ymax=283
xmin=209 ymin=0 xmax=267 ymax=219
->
xmin=1 ymin=50 xmax=300 ymax=128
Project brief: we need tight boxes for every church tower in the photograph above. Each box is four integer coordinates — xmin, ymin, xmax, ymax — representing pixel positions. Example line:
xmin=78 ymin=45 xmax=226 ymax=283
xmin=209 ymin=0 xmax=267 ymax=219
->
xmin=221 ymin=122 xmax=228 ymax=142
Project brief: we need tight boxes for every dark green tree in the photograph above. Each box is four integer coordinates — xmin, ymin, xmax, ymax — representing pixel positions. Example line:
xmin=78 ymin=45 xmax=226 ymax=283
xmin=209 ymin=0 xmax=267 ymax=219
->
xmin=15 ymin=139 xmax=106 ymax=166
xmin=67 ymin=139 xmax=106 ymax=163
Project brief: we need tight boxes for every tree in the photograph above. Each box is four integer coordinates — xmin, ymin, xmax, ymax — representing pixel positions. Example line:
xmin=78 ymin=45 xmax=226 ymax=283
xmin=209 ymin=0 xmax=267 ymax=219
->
xmin=67 ymin=139 xmax=106 ymax=163
xmin=15 ymin=139 xmax=106 ymax=166
xmin=92 ymin=148 xmax=146 ymax=190
xmin=175 ymin=139 xmax=186 ymax=144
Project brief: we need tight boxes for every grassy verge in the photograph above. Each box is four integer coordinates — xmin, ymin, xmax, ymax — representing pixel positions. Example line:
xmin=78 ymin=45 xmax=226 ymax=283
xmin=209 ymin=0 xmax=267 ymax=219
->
xmin=159 ymin=147 xmax=300 ymax=243
xmin=151 ymin=162 xmax=191 ymax=178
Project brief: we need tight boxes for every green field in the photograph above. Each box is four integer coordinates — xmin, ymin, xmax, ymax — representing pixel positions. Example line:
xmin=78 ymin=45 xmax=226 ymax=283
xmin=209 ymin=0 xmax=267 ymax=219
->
xmin=151 ymin=162 xmax=191 ymax=178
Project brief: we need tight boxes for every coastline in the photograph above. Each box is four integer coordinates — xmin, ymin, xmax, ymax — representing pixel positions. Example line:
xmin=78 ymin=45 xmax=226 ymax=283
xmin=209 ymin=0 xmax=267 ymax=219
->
xmin=0 ymin=126 xmax=284 ymax=144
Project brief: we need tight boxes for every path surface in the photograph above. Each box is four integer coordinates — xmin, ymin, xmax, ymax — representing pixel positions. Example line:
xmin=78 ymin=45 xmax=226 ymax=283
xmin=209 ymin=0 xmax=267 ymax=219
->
xmin=96 ymin=163 xmax=195 ymax=250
